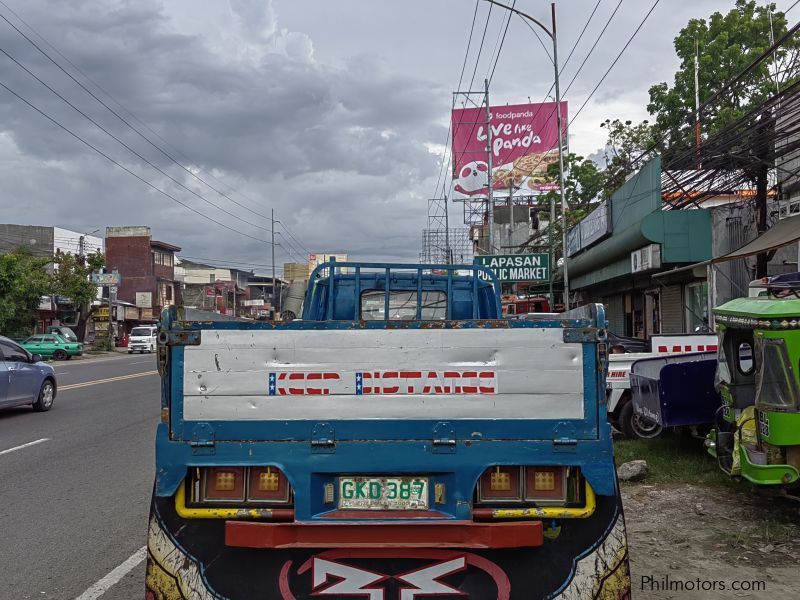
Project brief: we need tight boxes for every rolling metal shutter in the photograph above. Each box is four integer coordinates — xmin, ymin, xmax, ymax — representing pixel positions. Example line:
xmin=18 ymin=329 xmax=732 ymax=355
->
xmin=660 ymin=284 xmax=684 ymax=333
xmin=604 ymin=294 xmax=625 ymax=335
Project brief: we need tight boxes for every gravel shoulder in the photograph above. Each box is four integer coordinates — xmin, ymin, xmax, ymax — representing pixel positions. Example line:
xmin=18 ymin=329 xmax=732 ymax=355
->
xmin=623 ymin=482 xmax=800 ymax=599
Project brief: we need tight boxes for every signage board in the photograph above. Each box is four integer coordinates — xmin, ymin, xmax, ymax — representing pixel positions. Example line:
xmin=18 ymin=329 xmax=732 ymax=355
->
xmin=140 ymin=308 xmax=154 ymax=321
xmin=95 ymin=307 xmax=110 ymax=318
xmin=451 ymin=101 xmax=567 ymax=199
xmin=474 ymin=254 xmax=550 ymax=283
xmin=243 ymin=299 xmax=265 ymax=307
xmin=135 ymin=292 xmax=153 ymax=308
xmin=631 ymin=244 xmax=662 ymax=273
xmin=91 ymin=272 xmax=122 ymax=286
xmin=567 ymin=201 xmax=611 ymax=257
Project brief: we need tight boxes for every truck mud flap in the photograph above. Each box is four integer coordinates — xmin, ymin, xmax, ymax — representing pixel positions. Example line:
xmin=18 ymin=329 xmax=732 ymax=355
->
xmin=146 ymin=493 xmax=630 ymax=600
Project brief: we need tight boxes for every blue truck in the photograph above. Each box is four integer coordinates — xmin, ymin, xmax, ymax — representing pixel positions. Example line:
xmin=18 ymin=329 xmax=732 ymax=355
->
xmin=146 ymin=261 xmax=630 ymax=599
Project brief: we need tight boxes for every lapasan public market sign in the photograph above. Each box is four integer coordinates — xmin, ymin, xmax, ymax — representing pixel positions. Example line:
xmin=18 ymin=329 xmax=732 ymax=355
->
xmin=474 ymin=254 xmax=550 ymax=283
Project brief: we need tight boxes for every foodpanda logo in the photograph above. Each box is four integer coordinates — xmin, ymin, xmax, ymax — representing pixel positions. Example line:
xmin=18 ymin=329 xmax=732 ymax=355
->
xmin=454 ymin=161 xmax=489 ymax=197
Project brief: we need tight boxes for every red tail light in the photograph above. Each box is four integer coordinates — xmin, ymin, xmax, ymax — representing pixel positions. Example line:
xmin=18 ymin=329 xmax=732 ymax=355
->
xmin=192 ymin=466 xmax=293 ymax=505
xmin=202 ymin=467 xmax=246 ymax=501
xmin=476 ymin=466 xmax=572 ymax=506
xmin=477 ymin=466 xmax=522 ymax=501
xmin=248 ymin=467 xmax=292 ymax=503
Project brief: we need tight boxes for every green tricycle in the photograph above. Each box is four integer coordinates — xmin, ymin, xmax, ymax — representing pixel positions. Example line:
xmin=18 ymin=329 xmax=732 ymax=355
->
xmin=706 ymin=273 xmax=800 ymax=488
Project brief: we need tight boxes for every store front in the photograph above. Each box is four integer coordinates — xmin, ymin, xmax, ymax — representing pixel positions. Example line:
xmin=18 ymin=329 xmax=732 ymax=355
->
xmin=567 ymin=157 xmax=712 ymax=339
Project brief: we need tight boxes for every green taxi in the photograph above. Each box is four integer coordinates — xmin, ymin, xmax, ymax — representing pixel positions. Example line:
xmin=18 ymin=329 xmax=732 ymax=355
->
xmin=21 ymin=333 xmax=83 ymax=360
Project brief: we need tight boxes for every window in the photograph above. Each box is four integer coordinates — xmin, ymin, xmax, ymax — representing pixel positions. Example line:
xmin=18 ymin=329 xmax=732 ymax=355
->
xmin=210 ymin=274 xmax=216 ymax=284
xmin=26 ymin=335 xmax=43 ymax=343
xmin=737 ymin=342 xmax=754 ymax=375
xmin=153 ymin=250 xmax=174 ymax=267
xmin=360 ymin=290 xmax=447 ymax=321
xmin=756 ymin=339 xmax=799 ymax=410
xmin=44 ymin=336 xmax=59 ymax=344
xmin=685 ymin=282 xmax=709 ymax=331
xmin=0 ymin=340 xmax=29 ymax=362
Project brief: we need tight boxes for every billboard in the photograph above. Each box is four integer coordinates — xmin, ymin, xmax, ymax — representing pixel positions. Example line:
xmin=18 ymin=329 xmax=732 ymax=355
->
xmin=451 ymin=101 xmax=566 ymax=200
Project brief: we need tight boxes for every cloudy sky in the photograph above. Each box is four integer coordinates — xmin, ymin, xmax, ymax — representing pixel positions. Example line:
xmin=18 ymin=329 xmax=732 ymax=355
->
xmin=0 ymin=0 xmax=795 ymax=271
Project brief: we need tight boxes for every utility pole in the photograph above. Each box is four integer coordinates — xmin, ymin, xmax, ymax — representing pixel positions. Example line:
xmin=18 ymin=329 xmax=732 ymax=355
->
xmin=485 ymin=79 xmax=494 ymax=255
xmin=551 ymin=3 xmax=569 ymax=309
xmin=486 ymin=1 xmax=569 ymax=308
xmin=271 ymin=208 xmax=276 ymax=318
xmin=694 ymin=38 xmax=701 ymax=168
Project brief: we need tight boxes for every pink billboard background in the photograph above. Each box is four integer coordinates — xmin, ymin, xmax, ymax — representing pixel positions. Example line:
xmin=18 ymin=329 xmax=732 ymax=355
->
xmin=450 ymin=101 xmax=567 ymax=199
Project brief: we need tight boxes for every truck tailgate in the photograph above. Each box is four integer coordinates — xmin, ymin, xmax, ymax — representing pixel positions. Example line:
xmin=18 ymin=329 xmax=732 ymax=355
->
xmin=171 ymin=322 xmax=599 ymax=441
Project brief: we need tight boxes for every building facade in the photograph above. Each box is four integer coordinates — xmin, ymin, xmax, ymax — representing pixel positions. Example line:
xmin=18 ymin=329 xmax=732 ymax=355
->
xmin=105 ymin=226 xmax=181 ymax=322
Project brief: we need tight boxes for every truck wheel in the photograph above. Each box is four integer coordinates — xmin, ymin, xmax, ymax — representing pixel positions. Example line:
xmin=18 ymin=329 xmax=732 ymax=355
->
xmin=619 ymin=400 xmax=663 ymax=439
xmin=53 ymin=350 xmax=67 ymax=361
xmin=33 ymin=379 xmax=55 ymax=412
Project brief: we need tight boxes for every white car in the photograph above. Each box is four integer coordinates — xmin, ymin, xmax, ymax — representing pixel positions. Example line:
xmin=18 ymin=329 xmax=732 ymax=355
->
xmin=128 ymin=326 xmax=157 ymax=354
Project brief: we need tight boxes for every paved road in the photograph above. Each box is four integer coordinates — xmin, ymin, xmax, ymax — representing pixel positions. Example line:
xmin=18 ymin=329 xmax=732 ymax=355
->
xmin=0 ymin=353 xmax=159 ymax=599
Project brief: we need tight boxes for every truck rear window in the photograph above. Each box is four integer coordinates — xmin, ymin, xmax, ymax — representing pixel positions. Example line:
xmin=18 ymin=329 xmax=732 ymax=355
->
xmin=360 ymin=290 xmax=447 ymax=320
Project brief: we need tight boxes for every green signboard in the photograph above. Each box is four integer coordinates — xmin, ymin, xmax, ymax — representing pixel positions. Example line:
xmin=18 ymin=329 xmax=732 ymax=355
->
xmin=474 ymin=253 xmax=550 ymax=283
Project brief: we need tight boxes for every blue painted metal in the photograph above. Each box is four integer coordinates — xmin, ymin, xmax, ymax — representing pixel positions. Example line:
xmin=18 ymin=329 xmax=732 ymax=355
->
xmin=155 ymin=298 xmax=616 ymax=524
xmin=630 ymin=352 xmax=720 ymax=427
xmin=302 ymin=260 xmax=503 ymax=321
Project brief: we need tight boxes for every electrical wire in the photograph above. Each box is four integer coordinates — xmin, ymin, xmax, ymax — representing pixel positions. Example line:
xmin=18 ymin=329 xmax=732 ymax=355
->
xmin=569 ymin=0 xmax=661 ymax=126
xmin=0 ymin=78 xmax=274 ymax=245
xmin=0 ymin=4 xmax=310 ymax=251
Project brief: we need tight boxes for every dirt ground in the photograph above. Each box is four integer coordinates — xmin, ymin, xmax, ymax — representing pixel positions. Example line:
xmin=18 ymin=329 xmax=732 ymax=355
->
xmin=622 ymin=482 xmax=800 ymax=599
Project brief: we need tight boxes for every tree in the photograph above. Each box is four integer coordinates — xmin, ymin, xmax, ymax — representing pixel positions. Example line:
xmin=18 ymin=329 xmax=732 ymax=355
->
xmin=647 ymin=1 xmax=798 ymax=161
xmin=51 ymin=250 xmax=105 ymax=342
xmin=599 ymin=118 xmax=660 ymax=196
xmin=522 ymin=153 xmax=604 ymax=260
xmin=0 ymin=249 xmax=51 ymax=338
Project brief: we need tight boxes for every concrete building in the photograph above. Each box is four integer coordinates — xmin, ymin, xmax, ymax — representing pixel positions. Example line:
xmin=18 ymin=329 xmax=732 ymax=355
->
xmin=105 ymin=226 xmax=181 ymax=322
xmin=0 ymin=224 xmax=104 ymax=332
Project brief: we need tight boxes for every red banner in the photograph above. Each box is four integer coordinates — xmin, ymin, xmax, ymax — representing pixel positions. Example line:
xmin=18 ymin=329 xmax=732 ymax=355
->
xmin=451 ymin=101 xmax=566 ymax=199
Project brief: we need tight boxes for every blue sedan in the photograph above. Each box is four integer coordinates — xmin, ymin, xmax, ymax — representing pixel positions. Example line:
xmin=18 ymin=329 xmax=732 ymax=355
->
xmin=0 ymin=335 xmax=57 ymax=412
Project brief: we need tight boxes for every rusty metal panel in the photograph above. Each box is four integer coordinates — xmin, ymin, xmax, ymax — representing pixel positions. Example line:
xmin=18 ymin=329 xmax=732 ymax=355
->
xmin=182 ymin=328 xmax=583 ymax=421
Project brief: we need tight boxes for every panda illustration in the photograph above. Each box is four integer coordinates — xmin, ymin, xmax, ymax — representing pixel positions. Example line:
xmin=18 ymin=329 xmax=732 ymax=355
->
xmin=454 ymin=161 xmax=489 ymax=197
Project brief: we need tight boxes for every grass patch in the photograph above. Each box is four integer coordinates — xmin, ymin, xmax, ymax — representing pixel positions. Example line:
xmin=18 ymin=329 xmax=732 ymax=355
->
xmin=614 ymin=434 xmax=736 ymax=486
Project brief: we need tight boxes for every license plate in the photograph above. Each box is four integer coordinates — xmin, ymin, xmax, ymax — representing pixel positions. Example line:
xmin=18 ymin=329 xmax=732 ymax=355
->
xmin=338 ymin=476 xmax=428 ymax=510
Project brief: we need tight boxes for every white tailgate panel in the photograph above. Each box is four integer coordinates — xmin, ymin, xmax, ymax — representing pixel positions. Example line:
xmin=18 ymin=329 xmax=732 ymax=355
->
xmin=182 ymin=328 xmax=584 ymax=421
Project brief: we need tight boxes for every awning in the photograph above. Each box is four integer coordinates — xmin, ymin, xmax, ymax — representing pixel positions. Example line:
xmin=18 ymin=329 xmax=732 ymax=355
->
xmin=653 ymin=213 xmax=800 ymax=280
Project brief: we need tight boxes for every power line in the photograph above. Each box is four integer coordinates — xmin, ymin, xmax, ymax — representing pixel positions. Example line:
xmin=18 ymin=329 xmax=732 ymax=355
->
xmin=0 ymin=4 xmax=310 ymax=250
xmin=0 ymin=78 xmax=275 ymax=245
xmin=0 ymin=47 xmax=280 ymax=240
xmin=569 ymin=0 xmax=661 ymax=126
xmin=486 ymin=0 xmax=516 ymax=84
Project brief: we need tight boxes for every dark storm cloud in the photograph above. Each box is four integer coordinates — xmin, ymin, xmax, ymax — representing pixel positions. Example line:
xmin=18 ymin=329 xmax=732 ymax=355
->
xmin=0 ymin=0 xmax=448 ymax=264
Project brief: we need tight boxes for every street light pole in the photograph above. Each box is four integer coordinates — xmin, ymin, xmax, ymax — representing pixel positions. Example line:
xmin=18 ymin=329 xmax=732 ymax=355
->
xmin=485 ymin=0 xmax=570 ymax=308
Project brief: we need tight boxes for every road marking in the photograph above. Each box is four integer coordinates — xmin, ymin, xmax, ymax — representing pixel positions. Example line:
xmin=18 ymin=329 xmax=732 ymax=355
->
xmin=0 ymin=438 xmax=50 ymax=456
xmin=130 ymin=360 xmax=154 ymax=364
xmin=74 ymin=546 xmax=147 ymax=600
xmin=60 ymin=371 xmax=157 ymax=391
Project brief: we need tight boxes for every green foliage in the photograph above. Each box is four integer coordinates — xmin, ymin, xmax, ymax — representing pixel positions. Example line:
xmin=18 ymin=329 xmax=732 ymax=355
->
xmin=51 ymin=250 xmax=105 ymax=308
xmin=0 ymin=249 xmax=51 ymax=338
xmin=614 ymin=435 xmax=736 ymax=487
xmin=599 ymin=118 xmax=660 ymax=196
xmin=647 ymin=1 xmax=798 ymax=156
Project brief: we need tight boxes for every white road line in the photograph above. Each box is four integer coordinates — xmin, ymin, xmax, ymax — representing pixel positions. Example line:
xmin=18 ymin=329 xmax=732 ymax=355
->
xmin=74 ymin=546 xmax=147 ymax=600
xmin=0 ymin=438 xmax=51 ymax=456
xmin=130 ymin=360 xmax=154 ymax=364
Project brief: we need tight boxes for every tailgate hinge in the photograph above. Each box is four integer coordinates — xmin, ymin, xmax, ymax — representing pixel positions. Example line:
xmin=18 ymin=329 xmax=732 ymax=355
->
xmin=311 ymin=422 xmax=336 ymax=454
xmin=563 ymin=327 xmax=604 ymax=344
xmin=190 ymin=422 xmax=215 ymax=455
xmin=432 ymin=421 xmax=456 ymax=454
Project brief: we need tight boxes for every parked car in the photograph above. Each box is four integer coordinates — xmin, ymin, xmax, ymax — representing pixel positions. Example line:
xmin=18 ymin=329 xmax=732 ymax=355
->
xmin=128 ymin=326 xmax=157 ymax=354
xmin=20 ymin=334 xmax=83 ymax=360
xmin=0 ymin=335 xmax=57 ymax=412
xmin=46 ymin=325 xmax=78 ymax=343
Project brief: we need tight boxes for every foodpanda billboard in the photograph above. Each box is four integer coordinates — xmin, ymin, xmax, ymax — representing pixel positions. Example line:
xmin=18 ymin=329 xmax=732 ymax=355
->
xmin=451 ymin=101 xmax=567 ymax=199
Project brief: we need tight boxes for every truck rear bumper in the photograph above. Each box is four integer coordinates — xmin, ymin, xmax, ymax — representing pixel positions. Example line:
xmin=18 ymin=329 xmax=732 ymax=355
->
xmin=225 ymin=520 xmax=543 ymax=549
